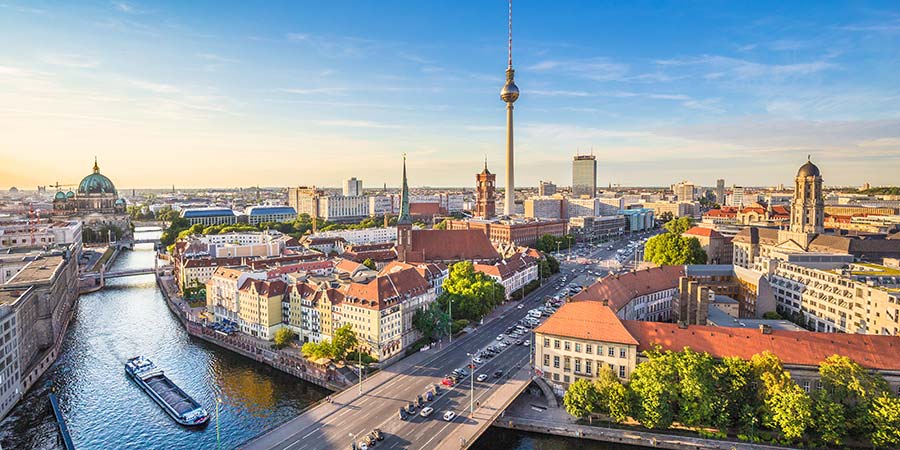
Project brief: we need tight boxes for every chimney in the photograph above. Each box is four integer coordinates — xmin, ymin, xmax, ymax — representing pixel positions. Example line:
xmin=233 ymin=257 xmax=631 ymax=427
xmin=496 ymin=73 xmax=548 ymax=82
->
xmin=601 ymin=298 xmax=609 ymax=306
xmin=760 ymin=324 xmax=772 ymax=335
xmin=677 ymin=321 xmax=688 ymax=329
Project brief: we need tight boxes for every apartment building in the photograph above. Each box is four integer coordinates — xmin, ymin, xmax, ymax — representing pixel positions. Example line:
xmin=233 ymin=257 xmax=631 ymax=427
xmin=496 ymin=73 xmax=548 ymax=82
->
xmin=571 ymin=266 xmax=685 ymax=322
xmin=473 ymin=252 xmax=538 ymax=300
xmin=237 ymin=279 xmax=286 ymax=340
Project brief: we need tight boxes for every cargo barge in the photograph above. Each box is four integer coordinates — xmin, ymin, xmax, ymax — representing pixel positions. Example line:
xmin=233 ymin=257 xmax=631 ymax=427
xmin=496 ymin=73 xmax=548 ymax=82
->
xmin=125 ymin=356 xmax=210 ymax=426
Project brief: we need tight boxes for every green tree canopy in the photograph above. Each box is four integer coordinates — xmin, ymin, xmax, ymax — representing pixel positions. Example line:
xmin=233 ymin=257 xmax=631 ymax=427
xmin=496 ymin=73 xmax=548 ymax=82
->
xmin=439 ymin=261 xmax=506 ymax=322
xmin=628 ymin=349 xmax=679 ymax=429
xmin=361 ymin=258 xmax=377 ymax=270
xmin=593 ymin=366 xmax=630 ymax=423
xmin=869 ymin=394 xmax=900 ymax=448
xmin=331 ymin=324 xmax=359 ymax=361
xmin=563 ymin=378 xmax=599 ymax=421
xmin=412 ymin=302 xmax=450 ymax=341
xmin=643 ymin=218 xmax=707 ymax=266
xmin=273 ymin=328 xmax=295 ymax=349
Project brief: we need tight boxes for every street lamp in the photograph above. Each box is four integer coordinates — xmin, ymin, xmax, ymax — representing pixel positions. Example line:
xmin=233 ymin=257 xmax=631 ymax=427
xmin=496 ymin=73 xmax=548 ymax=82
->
xmin=466 ymin=352 xmax=476 ymax=415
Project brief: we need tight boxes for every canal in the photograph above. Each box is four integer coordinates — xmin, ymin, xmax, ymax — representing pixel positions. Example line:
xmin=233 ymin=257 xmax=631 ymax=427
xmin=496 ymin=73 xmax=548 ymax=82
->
xmin=0 ymin=227 xmax=634 ymax=450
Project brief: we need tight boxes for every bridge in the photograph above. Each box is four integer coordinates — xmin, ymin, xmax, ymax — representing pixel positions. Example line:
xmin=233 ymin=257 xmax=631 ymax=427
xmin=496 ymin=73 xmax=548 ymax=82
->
xmin=80 ymin=267 xmax=157 ymax=281
xmin=242 ymin=273 xmax=562 ymax=450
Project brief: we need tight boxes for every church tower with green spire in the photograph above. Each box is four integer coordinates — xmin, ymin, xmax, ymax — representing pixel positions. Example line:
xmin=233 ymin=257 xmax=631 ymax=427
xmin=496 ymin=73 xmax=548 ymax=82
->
xmin=396 ymin=154 xmax=412 ymax=261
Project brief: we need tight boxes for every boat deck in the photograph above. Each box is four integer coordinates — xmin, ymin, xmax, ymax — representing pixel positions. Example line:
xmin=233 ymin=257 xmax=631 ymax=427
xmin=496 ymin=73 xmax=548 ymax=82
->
xmin=144 ymin=374 xmax=200 ymax=416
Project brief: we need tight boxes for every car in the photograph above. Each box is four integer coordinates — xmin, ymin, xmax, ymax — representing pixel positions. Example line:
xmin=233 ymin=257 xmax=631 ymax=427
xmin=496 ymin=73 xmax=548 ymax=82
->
xmin=516 ymin=303 xmax=524 ymax=309
xmin=425 ymin=391 xmax=434 ymax=402
xmin=443 ymin=411 xmax=456 ymax=421
xmin=521 ymin=339 xmax=530 ymax=346
xmin=399 ymin=408 xmax=408 ymax=420
xmin=357 ymin=443 xmax=368 ymax=450
xmin=406 ymin=403 xmax=416 ymax=414
xmin=441 ymin=377 xmax=454 ymax=387
xmin=473 ymin=357 xmax=483 ymax=364
xmin=496 ymin=334 xmax=504 ymax=340
xmin=372 ymin=429 xmax=384 ymax=441
xmin=416 ymin=395 xmax=425 ymax=407
xmin=420 ymin=406 xmax=434 ymax=417
xmin=477 ymin=373 xmax=488 ymax=381
xmin=493 ymin=369 xmax=503 ymax=378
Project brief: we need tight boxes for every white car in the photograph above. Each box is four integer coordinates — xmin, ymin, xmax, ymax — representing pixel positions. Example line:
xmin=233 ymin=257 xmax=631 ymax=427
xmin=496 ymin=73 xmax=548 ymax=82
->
xmin=521 ymin=339 xmax=530 ymax=346
xmin=443 ymin=411 xmax=456 ymax=421
xmin=477 ymin=374 xmax=488 ymax=381
xmin=420 ymin=406 xmax=434 ymax=417
xmin=496 ymin=334 xmax=504 ymax=340
xmin=473 ymin=357 xmax=483 ymax=364
xmin=516 ymin=303 xmax=525 ymax=309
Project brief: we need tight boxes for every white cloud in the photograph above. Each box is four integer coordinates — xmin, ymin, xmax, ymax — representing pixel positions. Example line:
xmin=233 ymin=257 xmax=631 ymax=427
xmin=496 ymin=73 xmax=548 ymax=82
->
xmin=527 ymin=57 xmax=629 ymax=81
xmin=127 ymin=79 xmax=179 ymax=94
xmin=38 ymin=53 xmax=100 ymax=69
xmin=314 ymin=119 xmax=400 ymax=129
xmin=656 ymin=55 xmax=836 ymax=80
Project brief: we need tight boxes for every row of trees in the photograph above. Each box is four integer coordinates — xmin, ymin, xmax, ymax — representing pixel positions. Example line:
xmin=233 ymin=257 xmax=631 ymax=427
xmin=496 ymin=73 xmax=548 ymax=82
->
xmin=563 ymin=349 xmax=900 ymax=447
xmin=533 ymin=234 xmax=575 ymax=254
xmin=643 ymin=217 xmax=707 ymax=265
xmin=300 ymin=324 xmax=359 ymax=362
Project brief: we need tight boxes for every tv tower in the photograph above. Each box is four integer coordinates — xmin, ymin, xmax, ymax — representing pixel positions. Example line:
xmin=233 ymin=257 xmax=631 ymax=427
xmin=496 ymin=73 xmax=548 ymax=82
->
xmin=500 ymin=0 xmax=519 ymax=216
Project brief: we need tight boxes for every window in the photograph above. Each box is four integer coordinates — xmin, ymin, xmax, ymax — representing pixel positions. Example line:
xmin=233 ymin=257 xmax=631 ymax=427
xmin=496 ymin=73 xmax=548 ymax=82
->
xmin=563 ymin=375 xmax=570 ymax=383
xmin=619 ymin=366 xmax=626 ymax=378
xmin=585 ymin=360 xmax=592 ymax=375
xmin=564 ymin=356 xmax=571 ymax=371
xmin=564 ymin=341 xmax=571 ymax=351
xmin=575 ymin=343 xmax=582 ymax=353
xmin=585 ymin=344 xmax=592 ymax=354
xmin=608 ymin=347 xmax=615 ymax=357
xmin=619 ymin=348 xmax=626 ymax=358
xmin=608 ymin=363 xmax=614 ymax=371
xmin=574 ymin=359 xmax=581 ymax=373
xmin=553 ymin=356 xmax=560 ymax=368
xmin=543 ymin=354 xmax=550 ymax=366
xmin=553 ymin=372 xmax=559 ymax=381
xmin=553 ymin=339 xmax=560 ymax=349
xmin=802 ymin=380 xmax=810 ymax=393
xmin=597 ymin=345 xmax=602 ymax=355
xmin=543 ymin=338 xmax=550 ymax=348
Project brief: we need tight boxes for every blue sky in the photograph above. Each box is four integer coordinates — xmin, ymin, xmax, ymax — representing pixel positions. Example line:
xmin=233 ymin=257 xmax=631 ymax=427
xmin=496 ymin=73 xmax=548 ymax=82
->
xmin=1 ymin=1 xmax=899 ymax=189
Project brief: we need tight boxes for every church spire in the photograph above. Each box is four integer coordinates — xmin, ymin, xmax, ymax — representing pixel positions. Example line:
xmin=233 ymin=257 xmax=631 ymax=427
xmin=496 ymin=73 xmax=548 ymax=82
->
xmin=398 ymin=154 xmax=411 ymax=224
xmin=93 ymin=156 xmax=100 ymax=173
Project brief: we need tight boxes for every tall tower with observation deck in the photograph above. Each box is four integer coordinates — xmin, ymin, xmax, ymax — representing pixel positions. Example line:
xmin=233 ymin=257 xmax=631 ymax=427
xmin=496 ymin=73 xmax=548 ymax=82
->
xmin=500 ymin=0 xmax=519 ymax=216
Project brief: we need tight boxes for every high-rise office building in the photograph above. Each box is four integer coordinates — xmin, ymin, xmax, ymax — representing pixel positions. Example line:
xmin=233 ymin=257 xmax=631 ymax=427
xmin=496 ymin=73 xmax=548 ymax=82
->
xmin=672 ymin=180 xmax=696 ymax=201
xmin=715 ymin=179 xmax=725 ymax=204
xmin=539 ymin=180 xmax=557 ymax=197
xmin=343 ymin=177 xmax=363 ymax=197
xmin=572 ymin=154 xmax=597 ymax=198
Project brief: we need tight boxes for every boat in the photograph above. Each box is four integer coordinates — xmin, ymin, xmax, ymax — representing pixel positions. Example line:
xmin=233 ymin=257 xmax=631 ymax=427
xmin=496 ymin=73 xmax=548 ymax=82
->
xmin=125 ymin=356 xmax=210 ymax=426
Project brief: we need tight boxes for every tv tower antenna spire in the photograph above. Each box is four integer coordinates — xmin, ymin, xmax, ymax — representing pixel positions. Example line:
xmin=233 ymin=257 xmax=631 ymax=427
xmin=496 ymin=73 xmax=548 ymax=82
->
xmin=508 ymin=0 xmax=513 ymax=69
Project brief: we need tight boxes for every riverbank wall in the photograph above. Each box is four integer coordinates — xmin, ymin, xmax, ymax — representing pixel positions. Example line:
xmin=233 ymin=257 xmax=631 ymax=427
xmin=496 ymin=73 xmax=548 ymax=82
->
xmin=155 ymin=274 xmax=346 ymax=392
xmin=493 ymin=416 xmax=789 ymax=450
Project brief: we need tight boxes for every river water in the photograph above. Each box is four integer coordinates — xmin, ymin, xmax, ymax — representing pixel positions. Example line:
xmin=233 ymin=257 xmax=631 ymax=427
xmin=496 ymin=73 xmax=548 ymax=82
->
xmin=0 ymin=228 xmax=638 ymax=450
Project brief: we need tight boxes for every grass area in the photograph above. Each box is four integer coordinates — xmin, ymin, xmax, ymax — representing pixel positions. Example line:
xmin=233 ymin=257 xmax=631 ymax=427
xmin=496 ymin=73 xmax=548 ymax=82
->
xmin=91 ymin=247 xmax=115 ymax=271
xmin=851 ymin=262 xmax=900 ymax=276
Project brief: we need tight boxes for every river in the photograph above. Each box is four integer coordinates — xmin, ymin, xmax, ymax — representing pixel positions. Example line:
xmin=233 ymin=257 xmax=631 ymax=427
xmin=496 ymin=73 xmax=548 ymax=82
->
xmin=0 ymin=228 xmax=636 ymax=450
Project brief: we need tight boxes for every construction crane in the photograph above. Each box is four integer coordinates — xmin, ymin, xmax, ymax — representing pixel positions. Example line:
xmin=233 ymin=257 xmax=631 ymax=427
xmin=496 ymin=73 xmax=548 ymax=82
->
xmin=49 ymin=181 xmax=76 ymax=191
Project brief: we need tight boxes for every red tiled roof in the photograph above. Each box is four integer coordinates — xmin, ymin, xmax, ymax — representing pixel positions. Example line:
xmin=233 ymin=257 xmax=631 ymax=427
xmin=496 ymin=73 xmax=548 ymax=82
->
xmin=474 ymin=252 xmax=536 ymax=280
xmin=335 ymin=258 xmax=366 ymax=273
xmin=704 ymin=209 xmax=737 ymax=218
xmin=183 ymin=257 xmax=242 ymax=268
xmin=571 ymin=266 xmax=685 ymax=312
xmin=238 ymin=279 xmax=286 ymax=297
xmin=535 ymin=301 xmax=638 ymax=345
xmin=343 ymin=267 xmax=430 ymax=310
xmin=623 ymin=321 xmax=900 ymax=371
xmin=771 ymin=205 xmax=790 ymax=216
xmin=683 ymin=226 xmax=723 ymax=239
xmin=406 ymin=229 xmax=500 ymax=263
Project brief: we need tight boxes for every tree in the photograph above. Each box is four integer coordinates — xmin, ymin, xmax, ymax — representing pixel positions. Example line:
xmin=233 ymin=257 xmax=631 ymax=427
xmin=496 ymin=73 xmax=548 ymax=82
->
xmin=545 ymin=254 xmax=560 ymax=274
xmin=663 ymin=217 xmax=693 ymax=234
xmin=440 ymin=262 xmax=505 ymax=321
xmin=643 ymin=232 xmax=707 ymax=266
xmin=301 ymin=340 xmax=334 ymax=360
xmin=716 ymin=357 xmax=755 ymax=429
xmin=273 ymin=328 xmax=295 ymax=349
xmin=361 ymin=258 xmax=376 ymax=270
xmin=869 ymin=393 xmax=900 ymax=448
xmin=434 ymin=219 xmax=449 ymax=230
xmin=412 ymin=302 xmax=450 ymax=341
xmin=672 ymin=348 xmax=720 ymax=428
xmin=593 ymin=366 xmax=630 ymax=422
xmin=819 ymin=354 xmax=888 ymax=436
xmin=657 ymin=211 xmax=674 ymax=224
xmin=563 ymin=378 xmax=599 ymax=422
xmin=767 ymin=379 xmax=813 ymax=441
xmin=628 ymin=349 xmax=679 ymax=429
xmin=332 ymin=324 xmax=358 ymax=362
xmin=812 ymin=390 xmax=848 ymax=446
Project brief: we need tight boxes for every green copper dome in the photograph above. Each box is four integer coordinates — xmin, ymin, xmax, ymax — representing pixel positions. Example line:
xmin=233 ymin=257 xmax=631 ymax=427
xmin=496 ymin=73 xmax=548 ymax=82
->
xmin=66 ymin=191 xmax=75 ymax=198
xmin=54 ymin=191 xmax=67 ymax=200
xmin=78 ymin=158 xmax=117 ymax=195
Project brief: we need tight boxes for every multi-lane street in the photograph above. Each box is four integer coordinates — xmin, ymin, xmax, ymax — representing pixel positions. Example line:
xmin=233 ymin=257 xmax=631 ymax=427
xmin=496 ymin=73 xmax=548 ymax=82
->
xmin=244 ymin=231 xmax=657 ymax=450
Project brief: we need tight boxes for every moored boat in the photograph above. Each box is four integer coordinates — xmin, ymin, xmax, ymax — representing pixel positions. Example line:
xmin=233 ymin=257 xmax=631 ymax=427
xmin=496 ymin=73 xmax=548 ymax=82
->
xmin=125 ymin=356 xmax=210 ymax=426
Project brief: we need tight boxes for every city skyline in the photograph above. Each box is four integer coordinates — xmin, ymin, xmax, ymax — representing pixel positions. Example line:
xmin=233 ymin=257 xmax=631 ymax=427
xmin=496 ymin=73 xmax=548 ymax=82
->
xmin=2 ymin=1 xmax=900 ymax=189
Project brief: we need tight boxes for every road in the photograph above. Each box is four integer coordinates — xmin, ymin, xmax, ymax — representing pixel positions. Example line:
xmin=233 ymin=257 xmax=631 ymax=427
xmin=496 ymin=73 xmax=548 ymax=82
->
xmin=243 ymin=232 xmax=656 ymax=450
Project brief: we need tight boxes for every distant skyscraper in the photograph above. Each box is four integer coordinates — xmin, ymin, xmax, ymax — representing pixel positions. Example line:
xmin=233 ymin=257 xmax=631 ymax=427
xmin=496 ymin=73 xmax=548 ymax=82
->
xmin=500 ymin=0 xmax=519 ymax=216
xmin=727 ymin=186 xmax=745 ymax=207
xmin=539 ymin=180 xmax=557 ymax=196
xmin=672 ymin=180 xmax=696 ymax=201
xmin=572 ymin=154 xmax=597 ymax=198
xmin=475 ymin=160 xmax=496 ymax=219
xmin=343 ymin=177 xmax=363 ymax=196
xmin=715 ymin=179 xmax=725 ymax=204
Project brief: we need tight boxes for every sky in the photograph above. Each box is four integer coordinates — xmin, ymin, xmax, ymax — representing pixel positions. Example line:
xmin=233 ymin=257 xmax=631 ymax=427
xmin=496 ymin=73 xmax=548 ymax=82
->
xmin=1 ymin=1 xmax=899 ymax=190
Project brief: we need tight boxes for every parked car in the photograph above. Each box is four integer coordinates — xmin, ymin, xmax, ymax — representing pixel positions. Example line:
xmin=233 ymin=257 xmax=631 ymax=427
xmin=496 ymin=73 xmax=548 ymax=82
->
xmin=443 ymin=411 xmax=456 ymax=421
xmin=399 ymin=408 xmax=407 ymax=420
xmin=406 ymin=403 xmax=416 ymax=414
xmin=441 ymin=377 xmax=454 ymax=387
xmin=477 ymin=374 xmax=488 ymax=382
xmin=493 ymin=369 xmax=503 ymax=378
xmin=371 ymin=429 xmax=384 ymax=441
xmin=420 ymin=406 xmax=434 ymax=417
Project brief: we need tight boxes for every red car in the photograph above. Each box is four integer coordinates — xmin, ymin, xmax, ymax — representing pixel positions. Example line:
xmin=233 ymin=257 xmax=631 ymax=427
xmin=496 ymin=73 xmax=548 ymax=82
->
xmin=441 ymin=377 xmax=455 ymax=387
